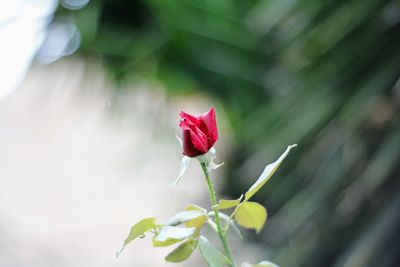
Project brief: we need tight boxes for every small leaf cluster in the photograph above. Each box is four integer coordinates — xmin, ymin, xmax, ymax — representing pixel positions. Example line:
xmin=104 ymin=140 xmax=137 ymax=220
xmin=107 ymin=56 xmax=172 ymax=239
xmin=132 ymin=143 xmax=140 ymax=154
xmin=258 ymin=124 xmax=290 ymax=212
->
xmin=118 ymin=205 xmax=218 ymax=264
xmin=119 ymin=145 xmax=296 ymax=267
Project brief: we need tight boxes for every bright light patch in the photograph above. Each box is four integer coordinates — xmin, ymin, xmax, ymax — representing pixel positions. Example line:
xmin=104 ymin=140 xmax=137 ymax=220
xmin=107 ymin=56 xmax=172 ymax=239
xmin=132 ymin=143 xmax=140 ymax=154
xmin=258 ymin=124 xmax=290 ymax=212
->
xmin=0 ymin=0 xmax=57 ymax=101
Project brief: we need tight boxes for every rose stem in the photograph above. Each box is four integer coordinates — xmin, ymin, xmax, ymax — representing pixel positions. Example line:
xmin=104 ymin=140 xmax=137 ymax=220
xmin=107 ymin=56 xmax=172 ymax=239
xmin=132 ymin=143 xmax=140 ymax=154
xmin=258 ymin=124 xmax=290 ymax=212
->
xmin=200 ymin=162 xmax=237 ymax=267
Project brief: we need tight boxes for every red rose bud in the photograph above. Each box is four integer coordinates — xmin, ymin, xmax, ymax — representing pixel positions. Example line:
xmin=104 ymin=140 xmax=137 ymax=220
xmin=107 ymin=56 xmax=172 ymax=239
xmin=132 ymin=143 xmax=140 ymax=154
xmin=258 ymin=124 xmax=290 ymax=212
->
xmin=179 ymin=107 xmax=219 ymax=157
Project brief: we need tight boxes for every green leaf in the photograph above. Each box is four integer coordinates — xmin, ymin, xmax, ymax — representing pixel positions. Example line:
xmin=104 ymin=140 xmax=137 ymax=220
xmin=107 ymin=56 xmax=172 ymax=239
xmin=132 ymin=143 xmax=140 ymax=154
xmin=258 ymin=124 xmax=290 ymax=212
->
xmin=235 ymin=202 xmax=267 ymax=233
xmin=155 ymin=226 xmax=196 ymax=242
xmin=198 ymin=236 xmax=225 ymax=267
xmin=117 ymin=217 xmax=156 ymax=256
xmin=214 ymin=194 xmax=243 ymax=209
xmin=165 ymin=239 xmax=198 ymax=262
xmin=185 ymin=205 xmax=208 ymax=234
xmin=186 ymin=204 xmax=207 ymax=214
xmin=166 ymin=210 xmax=205 ymax=226
xmin=228 ymin=220 xmax=243 ymax=239
xmin=152 ymin=238 xmax=182 ymax=247
xmin=245 ymin=144 xmax=297 ymax=201
xmin=241 ymin=261 xmax=280 ymax=267
xmin=255 ymin=261 xmax=279 ymax=267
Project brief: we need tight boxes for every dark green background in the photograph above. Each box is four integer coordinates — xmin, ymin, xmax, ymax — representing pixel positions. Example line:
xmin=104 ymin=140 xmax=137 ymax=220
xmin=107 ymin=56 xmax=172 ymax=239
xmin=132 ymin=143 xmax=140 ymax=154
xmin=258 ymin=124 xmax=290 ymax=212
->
xmin=59 ymin=1 xmax=400 ymax=266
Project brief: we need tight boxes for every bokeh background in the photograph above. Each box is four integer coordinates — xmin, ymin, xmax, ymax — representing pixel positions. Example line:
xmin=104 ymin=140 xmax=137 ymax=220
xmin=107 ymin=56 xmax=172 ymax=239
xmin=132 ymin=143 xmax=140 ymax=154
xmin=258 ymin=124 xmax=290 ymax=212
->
xmin=1 ymin=0 xmax=400 ymax=266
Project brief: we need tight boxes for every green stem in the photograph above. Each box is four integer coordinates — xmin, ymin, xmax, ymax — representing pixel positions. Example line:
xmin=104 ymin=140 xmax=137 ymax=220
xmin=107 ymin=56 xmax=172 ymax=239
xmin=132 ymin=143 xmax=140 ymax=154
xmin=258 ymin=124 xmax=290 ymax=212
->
xmin=200 ymin=162 xmax=237 ymax=267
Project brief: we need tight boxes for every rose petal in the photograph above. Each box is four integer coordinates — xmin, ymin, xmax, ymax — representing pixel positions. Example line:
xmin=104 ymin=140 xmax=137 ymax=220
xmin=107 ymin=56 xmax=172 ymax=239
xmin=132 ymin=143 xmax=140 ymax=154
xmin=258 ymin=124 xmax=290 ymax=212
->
xmin=179 ymin=111 xmax=201 ymax=126
xmin=189 ymin=128 xmax=208 ymax=153
xmin=182 ymin=130 xmax=200 ymax=157
xmin=200 ymin=107 xmax=218 ymax=147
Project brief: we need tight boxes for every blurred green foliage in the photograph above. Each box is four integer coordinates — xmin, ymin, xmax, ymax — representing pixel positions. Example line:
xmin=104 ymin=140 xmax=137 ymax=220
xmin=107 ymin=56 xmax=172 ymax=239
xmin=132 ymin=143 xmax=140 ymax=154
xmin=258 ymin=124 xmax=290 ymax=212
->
xmin=61 ymin=0 xmax=400 ymax=266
